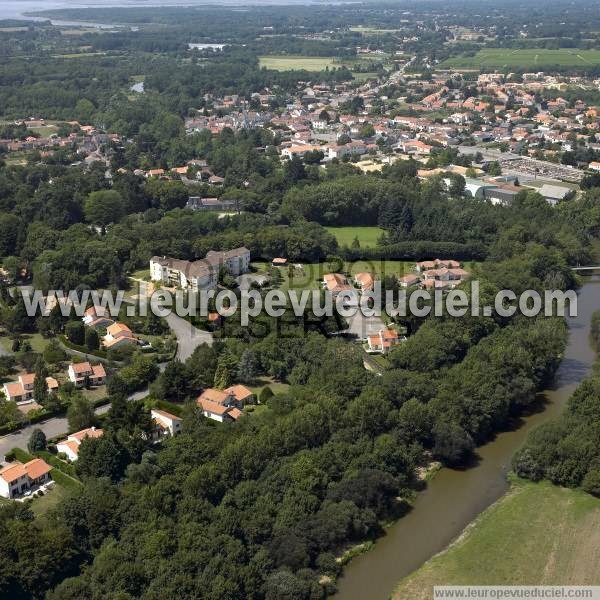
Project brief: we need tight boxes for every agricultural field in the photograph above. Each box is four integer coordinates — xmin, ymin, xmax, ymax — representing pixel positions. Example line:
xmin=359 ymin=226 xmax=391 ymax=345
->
xmin=349 ymin=26 xmax=402 ymax=34
xmin=441 ymin=48 xmax=600 ymax=69
xmin=259 ymin=55 xmax=337 ymax=71
xmin=325 ymin=226 xmax=385 ymax=248
xmin=393 ymin=478 xmax=600 ymax=600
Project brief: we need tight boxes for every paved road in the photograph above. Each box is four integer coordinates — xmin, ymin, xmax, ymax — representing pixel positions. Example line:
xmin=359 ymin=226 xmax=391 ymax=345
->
xmin=165 ymin=313 xmax=213 ymax=360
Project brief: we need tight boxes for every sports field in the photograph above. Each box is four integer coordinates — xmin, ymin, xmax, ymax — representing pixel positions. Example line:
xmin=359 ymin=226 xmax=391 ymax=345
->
xmin=442 ymin=48 xmax=600 ymax=69
xmin=393 ymin=478 xmax=600 ymax=600
xmin=258 ymin=55 xmax=337 ymax=71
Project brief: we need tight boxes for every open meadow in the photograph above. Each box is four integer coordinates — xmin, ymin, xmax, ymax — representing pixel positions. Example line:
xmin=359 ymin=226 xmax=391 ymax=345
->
xmin=393 ymin=478 xmax=600 ymax=600
xmin=442 ymin=48 xmax=600 ymax=69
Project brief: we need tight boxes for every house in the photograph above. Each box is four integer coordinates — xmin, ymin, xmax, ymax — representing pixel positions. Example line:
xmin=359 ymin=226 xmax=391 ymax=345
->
xmin=197 ymin=399 xmax=243 ymax=423
xmin=367 ymin=328 xmax=403 ymax=354
xmin=398 ymin=274 xmax=420 ymax=288
xmin=323 ymin=273 xmax=353 ymax=295
xmin=82 ymin=305 xmax=114 ymax=329
xmin=272 ymin=257 xmax=288 ymax=267
xmin=102 ymin=323 xmax=139 ymax=350
xmin=56 ymin=427 xmax=104 ymax=461
xmin=196 ymin=384 xmax=253 ymax=422
xmin=400 ymin=139 xmax=433 ymax=155
xmin=422 ymin=267 xmax=469 ymax=288
xmin=67 ymin=362 xmax=106 ymax=388
xmin=151 ymin=409 xmax=183 ymax=440
xmin=3 ymin=374 xmax=58 ymax=405
xmin=150 ymin=247 xmax=250 ymax=291
xmin=0 ymin=458 xmax=52 ymax=499
xmin=589 ymin=161 xmax=600 ymax=172
xmin=353 ymin=272 xmax=375 ymax=292
xmin=416 ymin=259 xmax=461 ymax=272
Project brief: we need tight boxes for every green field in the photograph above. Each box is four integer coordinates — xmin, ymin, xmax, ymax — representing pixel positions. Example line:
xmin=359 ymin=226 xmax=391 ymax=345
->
xmin=394 ymin=478 xmax=600 ymax=600
xmin=259 ymin=55 xmax=337 ymax=71
xmin=349 ymin=26 xmax=402 ymax=34
xmin=326 ymin=226 xmax=385 ymax=248
xmin=442 ymin=48 xmax=600 ymax=69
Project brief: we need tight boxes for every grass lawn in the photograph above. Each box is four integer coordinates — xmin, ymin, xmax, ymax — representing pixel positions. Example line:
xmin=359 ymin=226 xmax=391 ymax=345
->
xmin=29 ymin=485 xmax=68 ymax=517
xmin=248 ymin=376 xmax=290 ymax=397
xmin=259 ymin=55 xmax=337 ymax=71
xmin=326 ymin=226 xmax=385 ymax=248
xmin=441 ymin=48 xmax=600 ymax=69
xmin=0 ymin=333 xmax=52 ymax=354
xmin=393 ymin=477 xmax=600 ymax=599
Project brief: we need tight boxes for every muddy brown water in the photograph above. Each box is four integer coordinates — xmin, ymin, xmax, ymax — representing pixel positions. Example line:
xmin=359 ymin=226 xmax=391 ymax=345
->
xmin=334 ymin=277 xmax=600 ymax=600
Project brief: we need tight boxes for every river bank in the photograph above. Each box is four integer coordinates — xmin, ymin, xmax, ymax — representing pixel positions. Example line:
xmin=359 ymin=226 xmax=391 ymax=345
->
xmin=334 ymin=276 xmax=600 ymax=600
xmin=393 ymin=476 xmax=600 ymax=598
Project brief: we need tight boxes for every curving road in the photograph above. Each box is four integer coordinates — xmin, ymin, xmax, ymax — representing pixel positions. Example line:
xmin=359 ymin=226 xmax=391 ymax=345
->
xmin=0 ymin=313 xmax=212 ymax=458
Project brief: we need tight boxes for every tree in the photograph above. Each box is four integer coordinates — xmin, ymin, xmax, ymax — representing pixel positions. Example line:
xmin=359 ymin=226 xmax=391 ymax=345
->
xmin=28 ymin=428 xmax=47 ymax=453
xmin=84 ymin=328 xmax=100 ymax=352
xmin=283 ymin=156 xmax=306 ymax=183
xmin=84 ymin=190 xmax=125 ymax=228
xmin=237 ymin=349 xmax=259 ymax=383
xmin=33 ymin=356 xmax=49 ymax=406
xmin=359 ymin=123 xmax=375 ymax=138
xmin=65 ymin=321 xmax=85 ymax=346
xmin=155 ymin=360 xmax=191 ymax=402
xmin=486 ymin=161 xmax=502 ymax=176
xmin=67 ymin=394 xmax=96 ymax=432
xmin=76 ymin=433 xmax=129 ymax=481
xmin=43 ymin=338 xmax=67 ymax=365
xmin=214 ymin=352 xmax=237 ymax=389
xmin=259 ymin=386 xmax=274 ymax=404
xmin=448 ymin=173 xmax=466 ymax=196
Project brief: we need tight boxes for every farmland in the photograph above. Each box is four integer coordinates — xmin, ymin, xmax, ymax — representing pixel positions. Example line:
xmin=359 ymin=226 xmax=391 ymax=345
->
xmin=258 ymin=55 xmax=338 ymax=71
xmin=441 ymin=48 xmax=600 ymax=69
xmin=393 ymin=478 xmax=600 ymax=600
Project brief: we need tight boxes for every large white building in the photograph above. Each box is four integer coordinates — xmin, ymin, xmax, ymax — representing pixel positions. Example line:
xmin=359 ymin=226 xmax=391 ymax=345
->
xmin=150 ymin=247 xmax=250 ymax=291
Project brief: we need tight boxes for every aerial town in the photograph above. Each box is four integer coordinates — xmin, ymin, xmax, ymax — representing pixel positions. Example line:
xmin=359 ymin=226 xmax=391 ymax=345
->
xmin=1 ymin=1 xmax=600 ymax=599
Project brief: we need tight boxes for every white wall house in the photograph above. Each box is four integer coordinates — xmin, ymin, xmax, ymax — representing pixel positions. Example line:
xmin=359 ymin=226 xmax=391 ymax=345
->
xmin=0 ymin=459 xmax=52 ymax=499
xmin=150 ymin=247 xmax=250 ymax=291
xmin=56 ymin=427 xmax=104 ymax=462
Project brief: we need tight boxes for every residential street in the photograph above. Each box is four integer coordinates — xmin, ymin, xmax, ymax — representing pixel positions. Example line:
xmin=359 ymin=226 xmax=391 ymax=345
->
xmin=0 ymin=313 xmax=212 ymax=458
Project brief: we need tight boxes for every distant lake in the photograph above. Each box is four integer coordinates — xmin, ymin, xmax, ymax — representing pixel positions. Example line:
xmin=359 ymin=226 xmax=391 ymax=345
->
xmin=1 ymin=0 xmax=342 ymax=27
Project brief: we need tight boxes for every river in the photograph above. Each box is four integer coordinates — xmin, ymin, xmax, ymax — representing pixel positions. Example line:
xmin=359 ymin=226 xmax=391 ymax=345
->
xmin=335 ymin=275 xmax=600 ymax=600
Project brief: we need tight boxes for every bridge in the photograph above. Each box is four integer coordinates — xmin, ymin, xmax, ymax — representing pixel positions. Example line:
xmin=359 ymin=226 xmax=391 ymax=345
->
xmin=571 ymin=266 xmax=600 ymax=272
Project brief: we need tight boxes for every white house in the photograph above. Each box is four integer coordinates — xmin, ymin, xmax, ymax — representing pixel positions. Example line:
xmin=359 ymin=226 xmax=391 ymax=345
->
xmin=3 ymin=374 xmax=58 ymax=405
xmin=151 ymin=409 xmax=183 ymax=440
xmin=196 ymin=384 xmax=253 ymax=422
xmin=102 ymin=322 xmax=139 ymax=350
xmin=67 ymin=362 xmax=106 ymax=388
xmin=0 ymin=458 xmax=52 ymax=499
xmin=367 ymin=328 xmax=404 ymax=354
xmin=56 ymin=427 xmax=104 ymax=462
xmin=82 ymin=305 xmax=114 ymax=329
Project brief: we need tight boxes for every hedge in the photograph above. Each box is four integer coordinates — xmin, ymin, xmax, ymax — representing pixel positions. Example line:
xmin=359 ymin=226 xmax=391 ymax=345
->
xmin=59 ymin=336 xmax=109 ymax=360
xmin=35 ymin=450 xmax=78 ymax=478
xmin=341 ymin=240 xmax=488 ymax=262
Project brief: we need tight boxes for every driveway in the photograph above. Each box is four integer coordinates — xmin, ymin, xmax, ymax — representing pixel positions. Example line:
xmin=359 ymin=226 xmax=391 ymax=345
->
xmin=165 ymin=313 xmax=213 ymax=360
xmin=344 ymin=311 xmax=386 ymax=340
